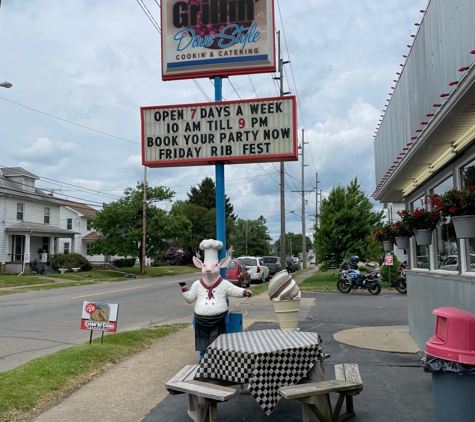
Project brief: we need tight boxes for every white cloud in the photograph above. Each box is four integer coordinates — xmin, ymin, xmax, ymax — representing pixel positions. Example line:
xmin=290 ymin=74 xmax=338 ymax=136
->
xmin=0 ymin=0 xmax=428 ymax=241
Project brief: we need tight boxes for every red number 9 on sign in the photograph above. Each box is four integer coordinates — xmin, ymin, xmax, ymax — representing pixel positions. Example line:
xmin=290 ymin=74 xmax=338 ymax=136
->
xmin=238 ymin=118 xmax=246 ymax=129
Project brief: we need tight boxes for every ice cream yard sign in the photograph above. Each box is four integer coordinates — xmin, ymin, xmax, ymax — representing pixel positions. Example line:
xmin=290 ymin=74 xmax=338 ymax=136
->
xmin=141 ymin=96 xmax=297 ymax=167
xmin=161 ymin=0 xmax=276 ymax=80
xmin=80 ymin=301 xmax=119 ymax=333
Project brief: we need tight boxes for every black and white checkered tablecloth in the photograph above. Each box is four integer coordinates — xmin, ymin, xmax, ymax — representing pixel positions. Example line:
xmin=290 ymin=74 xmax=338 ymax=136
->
xmin=196 ymin=329 xmax=326 ymax=415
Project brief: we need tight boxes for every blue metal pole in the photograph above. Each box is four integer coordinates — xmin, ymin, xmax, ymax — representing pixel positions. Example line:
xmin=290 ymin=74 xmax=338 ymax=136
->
xmin=214 ymin=76 xmax=226 ymax=277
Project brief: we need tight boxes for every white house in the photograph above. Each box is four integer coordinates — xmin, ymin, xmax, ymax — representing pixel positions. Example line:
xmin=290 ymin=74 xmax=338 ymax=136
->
xmin=0 ymin=167 xmax=79 ymax=274
xmin=57 ymin=199 xmax=116 ymax=266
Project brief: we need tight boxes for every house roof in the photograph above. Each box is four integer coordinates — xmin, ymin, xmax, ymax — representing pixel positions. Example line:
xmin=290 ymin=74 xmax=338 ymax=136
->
xmin=82 ymin=231 xmax=101 ymax=240
xmin=5 ymin=221 xmax=80 ymax=236
xmin=0 ymin=167 xmax=61 ymax=204
xmin=60 ymin=199 xmax=98 ymax=218
xmin=0 ymin=167 xmax=39 ymax=180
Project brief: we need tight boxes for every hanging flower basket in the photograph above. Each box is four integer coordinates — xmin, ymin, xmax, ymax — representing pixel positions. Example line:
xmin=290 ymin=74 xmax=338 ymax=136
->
xmin=415 ymin=229 xmax=433 ymax=245
xmin=451 ymin=215 xmax=475 ymax=239
xmin=395 ymin=236 xmax=410 ymax=249
xmin=383 ymin=240 xmax=394 ymax=252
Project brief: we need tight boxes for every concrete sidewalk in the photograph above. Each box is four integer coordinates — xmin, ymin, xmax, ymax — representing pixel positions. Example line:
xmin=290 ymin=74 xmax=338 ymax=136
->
xmin=32 ymin=269 xmax=432 ymax=422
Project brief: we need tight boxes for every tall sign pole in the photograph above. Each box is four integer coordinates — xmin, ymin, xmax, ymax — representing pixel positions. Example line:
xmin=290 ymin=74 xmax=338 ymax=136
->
xmin=214 ymin=76 xmax=226 ymax=277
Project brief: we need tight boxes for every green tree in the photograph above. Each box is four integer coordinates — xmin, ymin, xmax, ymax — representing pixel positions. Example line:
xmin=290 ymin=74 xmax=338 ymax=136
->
xmin=89 ymin=182 xmax=191 ymax=274
xmin=187 ymin=177 xmax=237 ymax=221
xmin=314 ymin=178 xmax=384 ymax=266
xmin=231 ymin=218 xmax=271 ymax=257
xmin=274 ymin=232 xmax=313 ymax=257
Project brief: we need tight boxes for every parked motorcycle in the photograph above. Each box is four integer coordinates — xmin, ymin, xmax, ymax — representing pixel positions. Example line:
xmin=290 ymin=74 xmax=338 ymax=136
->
xmin=337 ymin=264 xmax=382 ymax=295
xmin=395 ymin=263 xmax=407 ymax=294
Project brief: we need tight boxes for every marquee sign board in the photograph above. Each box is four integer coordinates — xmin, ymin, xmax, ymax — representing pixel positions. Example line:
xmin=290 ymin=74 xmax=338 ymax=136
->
xmin=161 ymin=0 xmax=276 ymax=80
xmin=141 ymin=96 xmax=297 ymax=167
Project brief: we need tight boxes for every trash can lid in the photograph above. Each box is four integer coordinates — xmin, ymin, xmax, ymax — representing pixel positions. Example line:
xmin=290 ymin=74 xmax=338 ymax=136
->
xmin=425 ymin=307 xmax=475 ymax=365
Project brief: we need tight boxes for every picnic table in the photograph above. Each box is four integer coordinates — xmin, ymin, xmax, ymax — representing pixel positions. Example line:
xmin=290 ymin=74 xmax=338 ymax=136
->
xmin=166 ymin=329 xmax=362 ymax=422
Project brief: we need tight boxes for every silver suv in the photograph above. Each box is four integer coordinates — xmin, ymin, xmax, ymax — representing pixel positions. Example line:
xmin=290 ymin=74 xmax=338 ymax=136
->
xmin=237 ymin=256 xmax=270 ymax=283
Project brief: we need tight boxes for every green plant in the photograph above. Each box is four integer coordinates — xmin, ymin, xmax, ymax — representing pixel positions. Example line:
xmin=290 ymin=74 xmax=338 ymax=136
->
xmin=50 ymin=253 xmax=92 ymax=271
xmin=371 ymin=223 xmax=396 ymax=242
xmin=397 ymin=208 xmax=443 ymax=231
xmin=393 ymin=214 xmax=414 ymax=237
xmin=430 ymin=185 xmax=475 ymax=217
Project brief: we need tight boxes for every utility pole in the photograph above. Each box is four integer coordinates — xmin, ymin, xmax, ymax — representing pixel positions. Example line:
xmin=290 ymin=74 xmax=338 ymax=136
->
xmin=141 ymin=166 xmax=147 ymax=275
xmin=292 ymin=131 xmax=311 ymax=267
xmin=301 ymin=129 xmax=308 ymax=269
xmin=314 ymin=173 xmax=320 ymax=265
xmin=245 ymin=220 xmax=248 ymax=256
xmin=275 ymin=30 xmax=290 ymax=268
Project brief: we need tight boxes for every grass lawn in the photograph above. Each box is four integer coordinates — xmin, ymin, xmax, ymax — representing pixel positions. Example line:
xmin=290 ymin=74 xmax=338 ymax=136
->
xmin=0 ymin=324 xmax=189 ymax=422
xmin=0 ymin=265 xmax=201 ymax=295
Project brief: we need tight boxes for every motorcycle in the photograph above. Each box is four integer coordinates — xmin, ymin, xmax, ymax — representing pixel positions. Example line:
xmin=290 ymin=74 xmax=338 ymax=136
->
xmin=395 ymin=263 xmax=407 ymax=294
xmin=337 ymin=263 xmax=382 ymax=295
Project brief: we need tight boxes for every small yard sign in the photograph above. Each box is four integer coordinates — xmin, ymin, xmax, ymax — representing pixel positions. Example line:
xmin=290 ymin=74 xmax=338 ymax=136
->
xmin=80 ymin=301 xmax=119 ymax=332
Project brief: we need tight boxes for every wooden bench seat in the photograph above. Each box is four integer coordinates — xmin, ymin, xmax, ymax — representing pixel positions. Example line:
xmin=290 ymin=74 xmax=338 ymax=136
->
xmin=279 ymin=363 xmax=363 ymax=422
xmin=166 ymin=364 xmax=237 ymax=422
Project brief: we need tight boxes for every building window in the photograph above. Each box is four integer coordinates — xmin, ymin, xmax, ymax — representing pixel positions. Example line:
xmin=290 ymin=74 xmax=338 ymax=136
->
xmin=431 ymin=176 xmax=455 ymax=270
xmin=23 ymin=178 xmax=34 ymax=192
xmin=64 ymin=242 xmax=70 ymax=254
xmin=461 ymin=159 xmax=475 ymax=272
xmin=87 ymin=219 xmax=92 ymax=230
xmin=17 ymin=203 xmax=24 ymax=220
xmin=67 ymin=218 xmax=72 ymax=230
xmin=87 ymin=244 xmax=91 ymax=255
xmin=44 ymin=207 xmax=50 ymax=224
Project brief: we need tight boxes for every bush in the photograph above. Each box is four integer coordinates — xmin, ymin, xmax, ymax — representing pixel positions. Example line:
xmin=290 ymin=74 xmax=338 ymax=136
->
xmin=50 ymin=253 xmax=92 ymax=271
xmin=112 ymin=258 xmax=136 ymax=268
xmin=163 ymin=246 xmax=185 ymax=266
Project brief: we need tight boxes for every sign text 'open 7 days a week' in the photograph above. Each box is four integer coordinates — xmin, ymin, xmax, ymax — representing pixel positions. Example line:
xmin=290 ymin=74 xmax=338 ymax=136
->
xmin=141 ymin=96 xmax=297 ymax=168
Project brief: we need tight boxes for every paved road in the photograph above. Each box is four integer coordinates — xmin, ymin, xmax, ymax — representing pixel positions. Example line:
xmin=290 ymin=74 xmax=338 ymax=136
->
xmin=0 ymin=273 xmax=201 ymax=372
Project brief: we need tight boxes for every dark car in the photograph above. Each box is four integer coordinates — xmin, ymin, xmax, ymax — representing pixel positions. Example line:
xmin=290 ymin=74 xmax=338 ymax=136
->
xmin=285 ymin=256 xmax=296 ymax=273
xmin=262 ymin=256 xmax=282 ymax=276
xmin=226 ymin=259 xmax=250 ymax=287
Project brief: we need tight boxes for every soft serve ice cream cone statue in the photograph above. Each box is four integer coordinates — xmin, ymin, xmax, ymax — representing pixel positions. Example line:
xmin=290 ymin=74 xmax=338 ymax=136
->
xmin=268 ymin=270 xmax=301 ymax=330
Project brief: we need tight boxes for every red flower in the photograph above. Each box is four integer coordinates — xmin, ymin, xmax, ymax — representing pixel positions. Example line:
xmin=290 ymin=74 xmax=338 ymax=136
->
xmin=449 ymin=206 xmax=457 ymax=214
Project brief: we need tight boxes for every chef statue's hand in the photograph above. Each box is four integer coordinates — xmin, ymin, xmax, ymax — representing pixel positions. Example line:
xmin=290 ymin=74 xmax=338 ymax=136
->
xmin=179 ymin=282 xmax=188 ymax=292
xmin=244 ymin=289 xmax=252 ymax=298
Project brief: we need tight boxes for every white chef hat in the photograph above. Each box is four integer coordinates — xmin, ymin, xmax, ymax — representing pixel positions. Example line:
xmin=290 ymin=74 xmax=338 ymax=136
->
xmin=199 ymin=239 xmax=223 ymax=263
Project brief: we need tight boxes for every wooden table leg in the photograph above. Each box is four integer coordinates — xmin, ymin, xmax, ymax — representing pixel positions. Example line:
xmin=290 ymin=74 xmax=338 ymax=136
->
xmin=306 ymin=362 xmax=333 ymax=421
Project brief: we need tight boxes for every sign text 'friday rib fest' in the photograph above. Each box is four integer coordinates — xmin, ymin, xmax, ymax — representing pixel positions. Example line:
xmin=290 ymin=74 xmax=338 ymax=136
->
xmin=141 ymin=96 xmax=297 ymax=167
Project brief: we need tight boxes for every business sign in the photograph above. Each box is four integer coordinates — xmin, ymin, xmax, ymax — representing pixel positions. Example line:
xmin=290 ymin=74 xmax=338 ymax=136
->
xmin=141 ymin=96 xmax=297 ymax=167
xmin=161 ymin=0 xmax=276 ymax=80
xmin=80 ymin=302 xmax=119 ymax=332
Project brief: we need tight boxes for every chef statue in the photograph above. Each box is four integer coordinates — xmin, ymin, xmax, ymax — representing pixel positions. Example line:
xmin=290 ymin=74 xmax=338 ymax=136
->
xmin=179 ymin=239 xmax=252 ymax=358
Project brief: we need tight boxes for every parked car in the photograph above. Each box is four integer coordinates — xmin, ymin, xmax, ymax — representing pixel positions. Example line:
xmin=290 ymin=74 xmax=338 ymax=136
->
xmin=439 ymin=254 xmax=475 ymax=271
xmin=226 ymin=259 xmax=250 ymax=287
xmin=292 ymin=257 xmax=301 ymax=271
xmin=237 ymin=256 xmax=269 ymax=283
xmin=261 ymin=256 xmax=282 ymax=276
xmin=285 ymin=256 xmax=297 ymax=273
xmin=310 ymin=256 xmax=316 ymax=265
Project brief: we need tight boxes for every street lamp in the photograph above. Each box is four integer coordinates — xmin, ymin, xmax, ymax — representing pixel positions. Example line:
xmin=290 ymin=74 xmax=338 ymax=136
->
xmin=0 ymin=81 xmax=12 ymax=88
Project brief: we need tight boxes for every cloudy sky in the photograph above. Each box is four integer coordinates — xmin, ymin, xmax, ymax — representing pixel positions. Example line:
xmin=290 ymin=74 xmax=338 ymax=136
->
xmin=0 ymin=0 xmax=427 ymax=243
